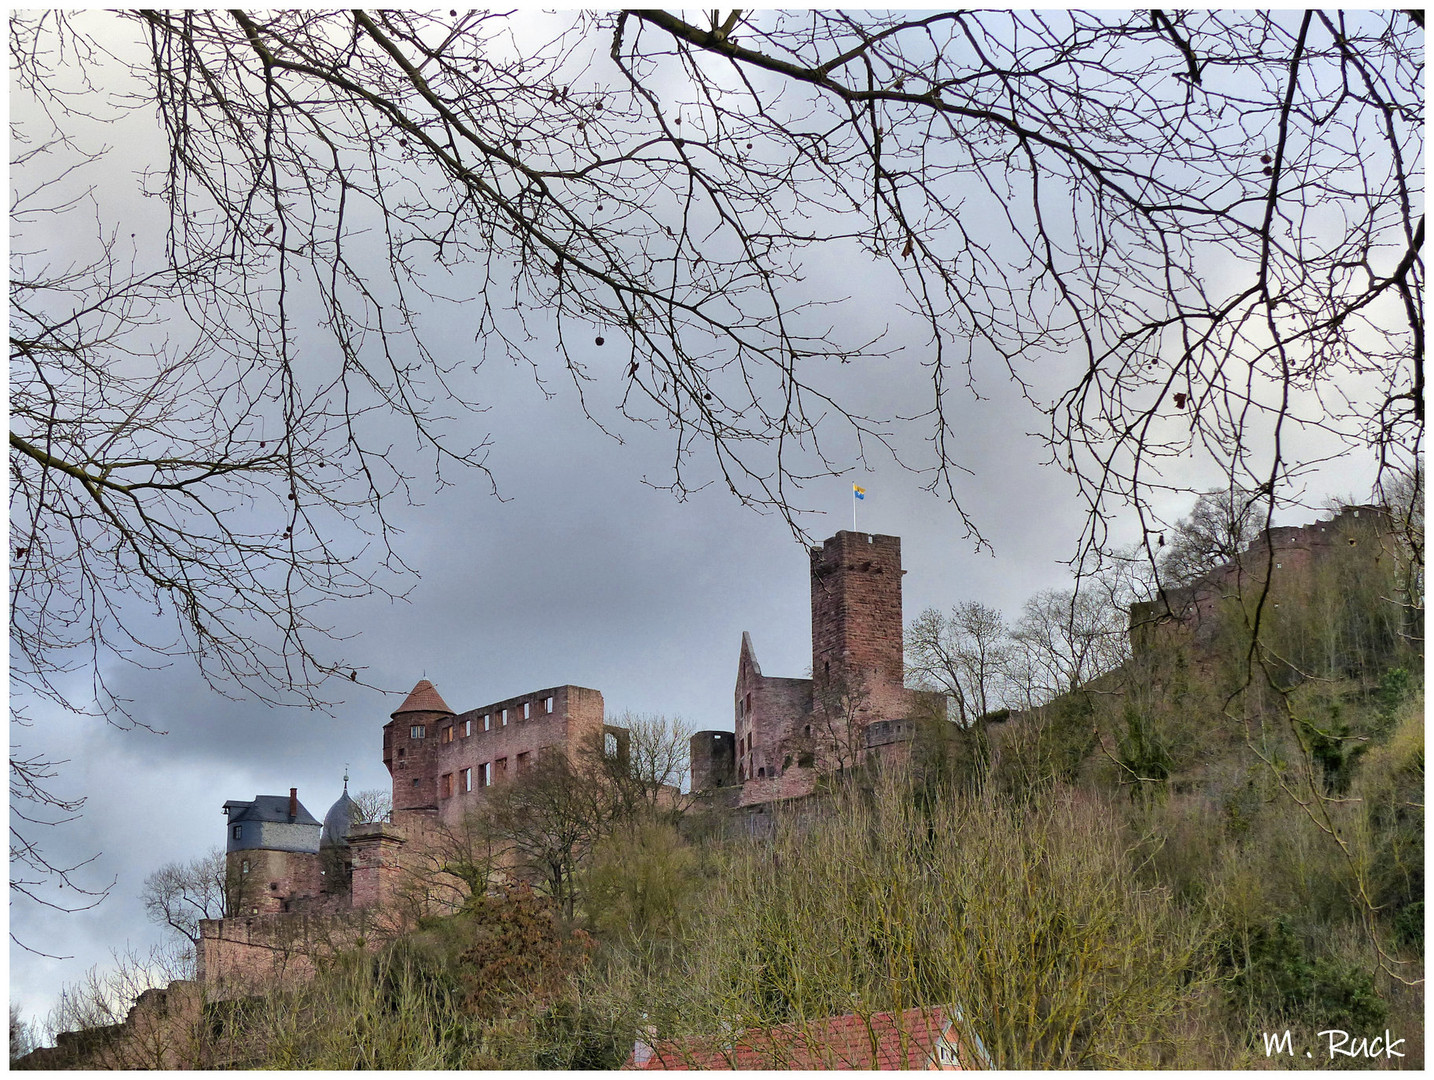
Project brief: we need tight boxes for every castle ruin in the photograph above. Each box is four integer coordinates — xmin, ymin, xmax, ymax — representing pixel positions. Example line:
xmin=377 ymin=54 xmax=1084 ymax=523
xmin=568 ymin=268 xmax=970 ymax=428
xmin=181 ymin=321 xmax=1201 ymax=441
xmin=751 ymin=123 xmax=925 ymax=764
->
xmin=197 ymin=529 xmax=938 ymax=996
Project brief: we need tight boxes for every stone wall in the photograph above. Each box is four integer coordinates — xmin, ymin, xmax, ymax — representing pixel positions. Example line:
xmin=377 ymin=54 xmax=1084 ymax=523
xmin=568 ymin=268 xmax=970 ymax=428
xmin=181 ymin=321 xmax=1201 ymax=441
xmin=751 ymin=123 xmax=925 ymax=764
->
xmin=386 ymin=685 xmax=607 ymax=828
xmin=1130 ymin=505 xmax=1395 ymax=659
xmin=197 ymin=909 xmax=374 ymax=1001
xmin=228 ymin=846 xmax=322 ymax=915
xmin=810 ymin=532 xmax=906 ymax=708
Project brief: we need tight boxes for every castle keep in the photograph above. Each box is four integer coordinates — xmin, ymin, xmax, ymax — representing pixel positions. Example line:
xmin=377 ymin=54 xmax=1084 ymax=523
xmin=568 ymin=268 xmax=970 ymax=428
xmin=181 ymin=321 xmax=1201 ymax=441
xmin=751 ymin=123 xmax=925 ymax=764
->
xmin=694 ymin=530 xmax=944 ymax=804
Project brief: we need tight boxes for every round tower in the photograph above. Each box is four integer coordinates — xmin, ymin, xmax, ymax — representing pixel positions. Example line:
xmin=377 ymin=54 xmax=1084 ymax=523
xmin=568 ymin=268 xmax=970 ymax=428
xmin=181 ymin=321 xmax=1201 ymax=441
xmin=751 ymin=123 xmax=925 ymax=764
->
xmin=382 ymin=679 xmax=454 ymax=819
xmin=320 ymin=773 xmax=361 ymax=895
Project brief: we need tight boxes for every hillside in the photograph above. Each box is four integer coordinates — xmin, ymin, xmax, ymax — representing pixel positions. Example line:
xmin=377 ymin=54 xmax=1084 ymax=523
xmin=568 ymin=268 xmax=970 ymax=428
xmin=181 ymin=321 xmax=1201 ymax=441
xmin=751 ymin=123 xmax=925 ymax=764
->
xmin=16 ymin=501 xmax=1424 ymax=1070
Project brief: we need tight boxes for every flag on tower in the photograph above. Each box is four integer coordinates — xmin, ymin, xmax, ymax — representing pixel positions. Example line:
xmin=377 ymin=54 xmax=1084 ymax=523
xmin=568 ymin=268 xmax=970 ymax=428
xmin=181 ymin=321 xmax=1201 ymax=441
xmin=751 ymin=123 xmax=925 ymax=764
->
xmin=853 ymin=484 xmax=866 ymax=500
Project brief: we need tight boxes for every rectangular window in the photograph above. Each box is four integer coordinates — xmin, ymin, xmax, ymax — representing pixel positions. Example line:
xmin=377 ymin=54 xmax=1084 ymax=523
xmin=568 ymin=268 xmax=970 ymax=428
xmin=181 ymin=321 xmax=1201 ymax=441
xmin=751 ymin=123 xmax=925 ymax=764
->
xmin=241 ymin=859 xmax=250 ymax=874
xmin=522 ymin=701 xmax=531 ymax=720
xmin=440 ymin=773 xmax=453 ymax=798
xmin=410 ymin=725 xmax=425 ymax=739
xmin=442 ymin=725 xmax=454 ymax=744
xmin=543 ymin=696 xmax=553 ymax=714
xmin=501 ymin=708 xmax=508 ymax=726
xmin=461 ymin=767 xmax=472 ymax=792
xmin=495 ymin=757 xmax=507 ymax=778
xmin=483 ymin=713 xmax=491 ymax=732
xmin=516 ymin=751 xmax=531 ymax=774
xmin=233 ymin=824 xmax=242 ymax=840
xmin=412 ymin=777 xmax=421 ymax=788
xmin=463 ymin=718 xmax=472 ymax=737
xmin=480 ymin=762 xmax=492 ymax=787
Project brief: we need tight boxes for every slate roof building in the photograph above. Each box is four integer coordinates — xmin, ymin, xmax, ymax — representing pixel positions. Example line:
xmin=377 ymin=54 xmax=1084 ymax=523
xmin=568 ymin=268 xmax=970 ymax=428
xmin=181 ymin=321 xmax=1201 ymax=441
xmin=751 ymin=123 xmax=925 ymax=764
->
xmin=223 ymin=789 xmax=321 ymax=854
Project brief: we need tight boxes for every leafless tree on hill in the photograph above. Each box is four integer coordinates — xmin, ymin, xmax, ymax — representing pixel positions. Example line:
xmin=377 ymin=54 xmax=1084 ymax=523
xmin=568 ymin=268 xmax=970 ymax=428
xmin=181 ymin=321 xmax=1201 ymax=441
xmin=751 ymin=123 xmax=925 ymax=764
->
xmin=906 ymin=602 xmax=1010 ymax=726
xmin=140 ymin=848 xmax=237 ymax=949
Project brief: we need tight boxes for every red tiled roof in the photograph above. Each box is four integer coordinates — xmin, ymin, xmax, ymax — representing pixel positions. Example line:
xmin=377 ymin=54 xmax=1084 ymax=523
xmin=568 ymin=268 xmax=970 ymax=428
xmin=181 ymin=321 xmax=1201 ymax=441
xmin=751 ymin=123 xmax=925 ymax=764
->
xmin=389 ymin=679 xmax=454 ymax=718
xmin=626 ymin=1006 xmax=974 ymax=1070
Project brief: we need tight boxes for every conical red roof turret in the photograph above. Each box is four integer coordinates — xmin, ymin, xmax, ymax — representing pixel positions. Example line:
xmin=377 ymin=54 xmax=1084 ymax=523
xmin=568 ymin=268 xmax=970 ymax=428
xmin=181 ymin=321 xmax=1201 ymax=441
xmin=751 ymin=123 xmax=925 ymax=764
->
xmin=390 ymin=679 xmax=454 ymax=719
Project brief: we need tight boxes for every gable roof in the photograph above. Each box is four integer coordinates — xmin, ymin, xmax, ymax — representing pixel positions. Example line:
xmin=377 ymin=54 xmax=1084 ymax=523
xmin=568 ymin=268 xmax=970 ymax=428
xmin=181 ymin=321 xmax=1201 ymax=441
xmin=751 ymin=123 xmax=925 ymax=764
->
xmin=626 ymin=1006 xmax=982 ymax=1070
xmin=390 ymin=678 xmax=454 ymax=719
xmin=222 ymin=795 xmax=320 ymax=827
xmin=739 ymin=630 xmax=763 ymax=678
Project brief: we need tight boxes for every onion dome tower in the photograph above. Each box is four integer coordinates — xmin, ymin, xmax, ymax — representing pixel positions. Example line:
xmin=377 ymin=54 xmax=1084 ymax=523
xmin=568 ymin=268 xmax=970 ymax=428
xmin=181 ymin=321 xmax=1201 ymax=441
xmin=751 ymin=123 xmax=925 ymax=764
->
xmin=321 ymin=772 xmax=361 ymax=849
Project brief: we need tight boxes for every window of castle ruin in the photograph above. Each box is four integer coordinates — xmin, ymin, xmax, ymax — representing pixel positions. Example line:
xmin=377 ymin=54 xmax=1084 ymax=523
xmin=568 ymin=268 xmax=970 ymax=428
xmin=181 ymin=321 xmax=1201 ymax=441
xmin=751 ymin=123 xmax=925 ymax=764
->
xmin=480 ymin=762 xmax=491 ymax=787
xmin=496 ymin=757 xmax=507 ymax=776
xmin=463 ymin=718 xmax=472 ymax=737
xmin=410 ymin=725 xmax=425 ymax=739
xmin=517 ymin=751 xmax=530 ymax=773
xmin=442 ymin=725 xmax=453 ymax=743
xmin=461 ymin=767 xmax=472 ymax=792
xmin=501 ymin=708 xmax=508 ymax=725
xmin=483 ymin=713 xmax=491 ymax=731
xmin=241 ymin=859 xmax=250 ymax=873
xmin=522 ymin=701 xmax=531 ymax=720
xmin=543 ymin=696 xmax=553 ymax=714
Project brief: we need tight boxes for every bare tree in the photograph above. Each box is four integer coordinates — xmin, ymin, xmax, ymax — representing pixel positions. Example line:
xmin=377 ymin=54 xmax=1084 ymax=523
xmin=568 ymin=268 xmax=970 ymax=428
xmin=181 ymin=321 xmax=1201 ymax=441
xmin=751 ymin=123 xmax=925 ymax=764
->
xmin=1157 ymin=487 xmax=1271 ymax=586
xmin=140 ymin=848 xmax=237 ymax=948
xmin=1011 ymin=588 xmax=1130 ymax=703
xmin=10 ymin=1003 xmax=40 ymax=1066
xmin=349 ymin=789 xmax=392 ymax=825
xmin=596 ymin=712 xmax=693 ymax=818
xmin=483 ymin=752 xmax=618 ymax=919
xmin=811 ymin=670 xmax=870 ymax=776
xmin=906 ymin=603 xmax=1010 ymax=726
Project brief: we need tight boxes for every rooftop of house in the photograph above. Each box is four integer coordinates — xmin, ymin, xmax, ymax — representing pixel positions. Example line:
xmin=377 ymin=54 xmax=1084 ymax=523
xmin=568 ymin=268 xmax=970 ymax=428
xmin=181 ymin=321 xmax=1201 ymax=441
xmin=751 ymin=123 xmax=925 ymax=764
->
xmin=221 ymin=795 xmax=320 ymax=827
xmin=625 ymin=1005 xmax=984 ymax=1070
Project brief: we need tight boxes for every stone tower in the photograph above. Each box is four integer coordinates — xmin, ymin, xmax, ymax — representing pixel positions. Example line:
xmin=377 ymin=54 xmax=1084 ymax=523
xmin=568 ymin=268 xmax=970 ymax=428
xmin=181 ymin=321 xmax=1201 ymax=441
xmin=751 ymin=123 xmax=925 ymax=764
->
xmin=810 ymin=531 xmax=906 ymax=718
xmin=222 ymin=789 xmax=322 ymax=914
xmin=382 ymin=679 xmax=454 ymax=820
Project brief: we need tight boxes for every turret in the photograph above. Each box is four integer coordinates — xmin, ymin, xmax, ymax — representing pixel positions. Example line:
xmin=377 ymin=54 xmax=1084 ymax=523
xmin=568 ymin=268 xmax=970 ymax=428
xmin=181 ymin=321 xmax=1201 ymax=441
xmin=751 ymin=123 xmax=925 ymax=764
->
xmin=382 ymin=679 xmax=454 ymax=819
xmin=221 ymin=789 xmax=322 ymax=914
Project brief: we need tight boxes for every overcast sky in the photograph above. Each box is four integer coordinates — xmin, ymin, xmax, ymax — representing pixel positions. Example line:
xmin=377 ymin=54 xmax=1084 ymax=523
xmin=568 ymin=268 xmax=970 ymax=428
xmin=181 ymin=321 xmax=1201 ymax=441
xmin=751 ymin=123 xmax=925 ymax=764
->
xmin=7 ymin=10 xmax=1397 ymax=1028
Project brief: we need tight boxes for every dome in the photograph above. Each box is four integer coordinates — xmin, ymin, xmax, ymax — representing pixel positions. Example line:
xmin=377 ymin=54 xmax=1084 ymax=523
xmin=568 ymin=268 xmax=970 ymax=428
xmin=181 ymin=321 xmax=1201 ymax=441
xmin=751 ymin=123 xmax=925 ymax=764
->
xmin=320 ymin=778 xmax=361 ymax=849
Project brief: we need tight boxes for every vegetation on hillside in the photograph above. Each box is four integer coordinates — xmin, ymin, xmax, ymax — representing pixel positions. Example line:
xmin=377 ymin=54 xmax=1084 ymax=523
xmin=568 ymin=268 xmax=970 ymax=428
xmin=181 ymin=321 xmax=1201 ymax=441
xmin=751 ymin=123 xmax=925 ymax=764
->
xmin=21 ymin=497 xmax=1424 ymax=1070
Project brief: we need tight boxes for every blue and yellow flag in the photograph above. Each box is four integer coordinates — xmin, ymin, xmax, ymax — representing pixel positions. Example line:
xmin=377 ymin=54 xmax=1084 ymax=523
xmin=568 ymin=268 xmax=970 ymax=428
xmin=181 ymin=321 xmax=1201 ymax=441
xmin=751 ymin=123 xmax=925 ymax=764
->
xmin=853 ymin=484 xmax=866 ymax=500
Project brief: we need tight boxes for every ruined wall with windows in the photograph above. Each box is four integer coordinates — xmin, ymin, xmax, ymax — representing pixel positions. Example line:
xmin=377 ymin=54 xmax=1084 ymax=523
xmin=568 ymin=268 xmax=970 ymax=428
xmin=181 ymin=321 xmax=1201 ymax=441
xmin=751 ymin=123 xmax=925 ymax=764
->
xmin=382 ymin=682 xmax=606 ymax=828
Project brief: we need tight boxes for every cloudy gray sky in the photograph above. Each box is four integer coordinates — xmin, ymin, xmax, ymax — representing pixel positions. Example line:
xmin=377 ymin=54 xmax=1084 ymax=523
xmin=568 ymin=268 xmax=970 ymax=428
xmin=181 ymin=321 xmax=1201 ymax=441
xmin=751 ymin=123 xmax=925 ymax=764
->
xmin=8 ymin=10 xmax=1400 ymax=1028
